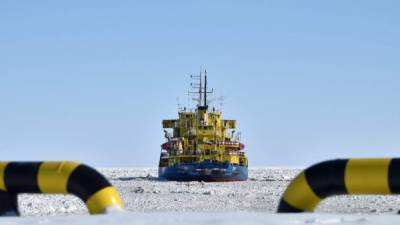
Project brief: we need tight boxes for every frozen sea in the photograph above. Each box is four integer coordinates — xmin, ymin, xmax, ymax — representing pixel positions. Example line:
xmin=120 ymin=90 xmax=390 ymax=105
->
xmin=7 ymin=168 xmax=400 ymax=224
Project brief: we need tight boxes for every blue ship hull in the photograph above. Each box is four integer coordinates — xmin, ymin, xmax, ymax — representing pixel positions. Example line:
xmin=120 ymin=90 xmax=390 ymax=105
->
xmin=158 ymin=160 xmax=248 ymax=182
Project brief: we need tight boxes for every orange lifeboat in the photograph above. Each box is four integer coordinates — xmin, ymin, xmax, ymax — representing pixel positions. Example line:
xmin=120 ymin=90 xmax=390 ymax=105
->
xmin=161 ymin=142 xmax=172 ymax=150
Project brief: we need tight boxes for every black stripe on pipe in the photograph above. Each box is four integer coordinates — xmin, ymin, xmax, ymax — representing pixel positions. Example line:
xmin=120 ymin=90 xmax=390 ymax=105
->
xmin=67 ymin=164 xmax=111 ymax=201
xmin=4 ymin=162 xmax=42 ymax=193
xmin=277 ymin=199 xmax=304 ymax=213
xmin=0 ymin=191 xmax=19 ymax=216
xmin=304 ymin=159 xmax=348 ymax=199
xmin=388 ymin=159 xmax=400 ymax=193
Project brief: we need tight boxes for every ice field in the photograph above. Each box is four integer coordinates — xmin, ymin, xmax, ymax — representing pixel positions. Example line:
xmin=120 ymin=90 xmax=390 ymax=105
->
xmin=7 ymin=168 xmax=400 ymax=224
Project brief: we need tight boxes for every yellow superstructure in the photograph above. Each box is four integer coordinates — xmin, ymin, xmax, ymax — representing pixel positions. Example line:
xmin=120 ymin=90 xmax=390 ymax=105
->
xmin=159 ymin=72 xmax=248 ymax=169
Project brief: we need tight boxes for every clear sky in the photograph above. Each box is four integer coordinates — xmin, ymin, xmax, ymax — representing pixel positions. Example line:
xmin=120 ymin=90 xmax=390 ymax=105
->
xmin=1 ymin=1 xmax=400 ymax=167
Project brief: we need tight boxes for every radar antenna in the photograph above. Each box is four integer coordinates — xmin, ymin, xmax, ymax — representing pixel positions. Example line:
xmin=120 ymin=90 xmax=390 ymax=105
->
xmin=190 ymin=73 xmax=202 ymax=106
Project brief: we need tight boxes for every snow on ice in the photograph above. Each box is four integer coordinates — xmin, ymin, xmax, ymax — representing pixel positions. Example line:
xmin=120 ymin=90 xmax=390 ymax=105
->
xmin=5 ymin=168 xmax=400 ymax=224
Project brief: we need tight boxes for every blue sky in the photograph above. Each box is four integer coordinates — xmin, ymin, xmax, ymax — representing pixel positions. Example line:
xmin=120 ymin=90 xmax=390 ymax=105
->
xmin=1 ymin=1 xmax=400 ymax=167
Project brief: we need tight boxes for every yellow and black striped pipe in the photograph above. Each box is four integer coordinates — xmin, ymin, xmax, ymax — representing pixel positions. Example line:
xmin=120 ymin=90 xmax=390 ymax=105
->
xmin=277 ymin=158 xmax=400 ymax=213
xmin=0 ymin=161 xmax=123 ymax=215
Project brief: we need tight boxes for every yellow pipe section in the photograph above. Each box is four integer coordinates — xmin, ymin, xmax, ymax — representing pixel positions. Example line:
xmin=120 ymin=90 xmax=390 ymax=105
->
xmin=0 ymin=161 xmax=123 ymax=215
xmin=278 ymin=158 xmax=399 ymax=213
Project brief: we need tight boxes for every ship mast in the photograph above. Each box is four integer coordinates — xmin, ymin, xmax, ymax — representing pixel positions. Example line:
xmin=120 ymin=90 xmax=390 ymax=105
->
xmin=204 ymin=71 xmax=207 ymax=108
xmin=202 ymin=70 xmax=213 ymax=108
xmin=190 ymin=70 xmax=213 ymax=109
xmin=199 ymin=70 xmax=202 ymax=107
